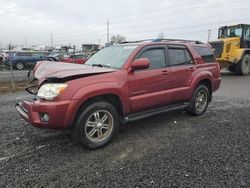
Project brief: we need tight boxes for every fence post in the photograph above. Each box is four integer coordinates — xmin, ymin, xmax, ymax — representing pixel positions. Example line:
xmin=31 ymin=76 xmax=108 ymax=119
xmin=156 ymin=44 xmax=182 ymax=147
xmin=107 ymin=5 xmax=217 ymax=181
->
xmin=9 ymin=44 xmax=15 ymax=90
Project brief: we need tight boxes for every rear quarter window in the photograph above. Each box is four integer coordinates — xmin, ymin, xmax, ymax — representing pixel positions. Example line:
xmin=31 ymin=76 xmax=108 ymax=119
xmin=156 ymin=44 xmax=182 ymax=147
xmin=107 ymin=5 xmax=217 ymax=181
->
xmin=194 ymin=46 xmax=216 ymax=63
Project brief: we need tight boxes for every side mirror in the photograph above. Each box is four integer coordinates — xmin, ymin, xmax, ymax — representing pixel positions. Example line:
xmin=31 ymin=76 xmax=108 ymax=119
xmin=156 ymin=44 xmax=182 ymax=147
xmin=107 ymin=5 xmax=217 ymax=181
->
xmin=131 ymin=58 xmax=150 ymax=70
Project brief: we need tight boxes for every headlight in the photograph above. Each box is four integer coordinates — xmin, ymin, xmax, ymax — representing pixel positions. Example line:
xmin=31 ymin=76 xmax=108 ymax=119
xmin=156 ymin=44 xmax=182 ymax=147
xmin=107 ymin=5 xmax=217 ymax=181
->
xmin=37 ymin=83 xmax=68 ymax=100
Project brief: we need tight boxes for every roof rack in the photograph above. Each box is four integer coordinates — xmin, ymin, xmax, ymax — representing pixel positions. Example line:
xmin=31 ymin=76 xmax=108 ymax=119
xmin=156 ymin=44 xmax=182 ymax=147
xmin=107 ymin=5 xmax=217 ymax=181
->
xmin=119 ymin=38 xmax=204 ymax=44
xmin=119 ymin=39 xmax=155 ymax=44
xmin=154 ymin=38 xmax=204 ymax=44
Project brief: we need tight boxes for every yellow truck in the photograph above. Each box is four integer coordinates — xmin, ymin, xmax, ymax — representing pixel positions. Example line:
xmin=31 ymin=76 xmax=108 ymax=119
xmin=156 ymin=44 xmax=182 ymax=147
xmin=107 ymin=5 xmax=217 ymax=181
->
xmin=209 ymin=24 xmax=250 ymax=75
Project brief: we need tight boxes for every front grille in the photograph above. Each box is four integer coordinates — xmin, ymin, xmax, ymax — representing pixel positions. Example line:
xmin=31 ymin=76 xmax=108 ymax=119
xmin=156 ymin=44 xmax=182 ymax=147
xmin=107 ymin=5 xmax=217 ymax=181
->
xmin=209 ymin=41 xmax=224 ymax=58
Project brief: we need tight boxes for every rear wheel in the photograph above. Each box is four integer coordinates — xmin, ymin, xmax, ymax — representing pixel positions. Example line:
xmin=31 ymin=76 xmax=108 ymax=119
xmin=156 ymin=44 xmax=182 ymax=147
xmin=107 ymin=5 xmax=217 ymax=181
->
xmin=187 ymin=85 xmax=209 ymax=116
xmin=72 ymin=101 xmax=119 ymax=149
xmin=15 ymin=62 xmax=24 ymax=70
xmin=234 ymin=54 xmax=250 ymax=75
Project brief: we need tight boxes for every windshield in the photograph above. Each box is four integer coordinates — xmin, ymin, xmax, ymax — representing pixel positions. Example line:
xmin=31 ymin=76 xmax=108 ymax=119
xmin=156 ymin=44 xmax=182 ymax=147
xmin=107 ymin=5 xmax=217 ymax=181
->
xmin=85 ymin=45 xmax=137 ymax=68
xmin=219 ymin=26 xmax=243 ymax=38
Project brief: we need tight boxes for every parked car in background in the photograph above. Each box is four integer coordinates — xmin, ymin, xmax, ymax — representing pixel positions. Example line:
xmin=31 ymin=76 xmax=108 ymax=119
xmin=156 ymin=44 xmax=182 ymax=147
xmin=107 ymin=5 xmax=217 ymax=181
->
xmin=16 ymin=39 xmax=221 ymax=149
xmin=61 ymin=53 xmax=88 ymax=64
xmin=3 ymin=51 xmax=52 ymax=70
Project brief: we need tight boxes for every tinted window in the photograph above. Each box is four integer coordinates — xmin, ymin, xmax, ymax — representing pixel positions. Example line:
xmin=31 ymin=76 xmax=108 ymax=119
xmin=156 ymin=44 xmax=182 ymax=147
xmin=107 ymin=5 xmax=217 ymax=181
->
xmin=244 ymin=26 xmax=250 ymax=41
xmin=194 ymin=46 xmax=216 ymax=63
xmin=139 ymin=48 xmax=166 ymax=69
xmin=169 ymin=48 xmax=186 ymax=66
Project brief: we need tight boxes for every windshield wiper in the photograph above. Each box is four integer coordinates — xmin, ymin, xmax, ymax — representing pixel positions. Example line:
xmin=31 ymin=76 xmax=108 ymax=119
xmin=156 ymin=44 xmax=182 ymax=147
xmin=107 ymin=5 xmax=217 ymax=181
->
xmin=91 ymin=64 xmax=110 ymax=68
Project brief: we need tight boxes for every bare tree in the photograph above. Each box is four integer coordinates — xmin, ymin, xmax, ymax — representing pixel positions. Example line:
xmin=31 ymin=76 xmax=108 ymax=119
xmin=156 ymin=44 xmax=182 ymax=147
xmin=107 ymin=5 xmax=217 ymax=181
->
xmin=110 ymin=34 xmax=126 ymax=44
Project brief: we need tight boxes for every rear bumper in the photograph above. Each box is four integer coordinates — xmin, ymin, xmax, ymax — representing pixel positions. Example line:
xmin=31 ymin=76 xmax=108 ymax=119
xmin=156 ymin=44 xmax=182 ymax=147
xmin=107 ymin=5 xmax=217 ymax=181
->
xmin=15 ymin=99 xmax=79 ymax=129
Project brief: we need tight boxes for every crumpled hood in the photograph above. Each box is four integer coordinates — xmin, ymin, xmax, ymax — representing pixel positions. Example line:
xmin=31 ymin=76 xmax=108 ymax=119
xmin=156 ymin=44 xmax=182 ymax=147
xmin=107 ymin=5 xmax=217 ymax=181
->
xmin=34 ymin=61 xmax=116 ymax=80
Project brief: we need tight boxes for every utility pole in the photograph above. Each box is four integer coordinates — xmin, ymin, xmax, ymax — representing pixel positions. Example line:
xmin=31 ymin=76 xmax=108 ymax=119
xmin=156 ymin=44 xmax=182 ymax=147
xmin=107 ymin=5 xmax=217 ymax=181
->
xmin=73 ymin=45 xmax=76 ymax=64
xmin=107 ymin=19 xmax=109 ymax=44
xmin=207 ymin=29 xmax=211 ymax=42
xmin=159 ymin=31 xmax=164 ymax=39
xmin=51 ymin=32 xmax=53 ymax=47
xmin=25 ymin=37 xmax=27 ymax=47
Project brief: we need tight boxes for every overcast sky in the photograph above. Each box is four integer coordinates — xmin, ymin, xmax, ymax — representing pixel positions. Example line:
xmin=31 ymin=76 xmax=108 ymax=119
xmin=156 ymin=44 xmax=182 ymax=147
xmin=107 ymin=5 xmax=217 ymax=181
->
xmin=0 ymin=0 xmax=249 ymax=48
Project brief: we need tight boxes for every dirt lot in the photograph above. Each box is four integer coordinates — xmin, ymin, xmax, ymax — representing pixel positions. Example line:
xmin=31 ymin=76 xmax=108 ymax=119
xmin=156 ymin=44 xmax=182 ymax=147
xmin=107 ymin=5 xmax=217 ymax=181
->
xmin=0 ymin=72 xmax=249 ymax=187
xmin=0 ymin=81 xmax=27 ymax=93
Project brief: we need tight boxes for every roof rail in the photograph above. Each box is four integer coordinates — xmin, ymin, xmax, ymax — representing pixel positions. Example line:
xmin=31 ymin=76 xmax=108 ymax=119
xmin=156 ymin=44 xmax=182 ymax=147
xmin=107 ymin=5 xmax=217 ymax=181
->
xmin=119 ymin=38 xmax=204 ymax=44
xmin=157 ymin=38 xmax=204 ymax=44
xmin=119 ymin=39 xmax=155 ymax=44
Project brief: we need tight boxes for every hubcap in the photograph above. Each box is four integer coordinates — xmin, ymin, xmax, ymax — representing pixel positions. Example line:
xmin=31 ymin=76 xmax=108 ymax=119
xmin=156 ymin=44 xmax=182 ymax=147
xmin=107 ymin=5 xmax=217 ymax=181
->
xmin=85 ymin=110 xmax=113 ymax=142
xmin=195 ymin=90 xmax=208 ymax=113
xmin=16 ymin=63 xmax=24 ymax=70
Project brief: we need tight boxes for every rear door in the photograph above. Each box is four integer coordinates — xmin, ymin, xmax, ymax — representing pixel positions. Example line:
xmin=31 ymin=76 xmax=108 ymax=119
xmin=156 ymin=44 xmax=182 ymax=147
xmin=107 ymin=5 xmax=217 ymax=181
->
xmin=127 ymin=45 xmax=171 ymax=113
xmin=167 ymin=45 xmax=196 ymax=103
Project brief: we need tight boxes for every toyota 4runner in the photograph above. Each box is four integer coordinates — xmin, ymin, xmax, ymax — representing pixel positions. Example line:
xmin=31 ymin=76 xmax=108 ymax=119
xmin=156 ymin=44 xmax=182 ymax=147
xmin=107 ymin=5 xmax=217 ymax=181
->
xmin=16 ymin=39 xmax=221 ymax=149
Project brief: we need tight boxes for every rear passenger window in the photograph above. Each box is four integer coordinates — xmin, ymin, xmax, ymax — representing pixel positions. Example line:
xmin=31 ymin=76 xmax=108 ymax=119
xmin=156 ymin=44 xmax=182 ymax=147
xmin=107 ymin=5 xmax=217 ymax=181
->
xmin=168 ymin=48 xmax=193 ymax=66
xmin=139 ymin=48 xmax=166 ymax=69
xmin=194 ymin=46 xmax=216 ymax=63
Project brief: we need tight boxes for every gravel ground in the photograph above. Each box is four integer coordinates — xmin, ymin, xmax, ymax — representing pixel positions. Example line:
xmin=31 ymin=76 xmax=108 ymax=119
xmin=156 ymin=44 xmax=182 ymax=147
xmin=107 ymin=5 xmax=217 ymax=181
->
xmin=0 ymin=72 xmax=249 ymax=187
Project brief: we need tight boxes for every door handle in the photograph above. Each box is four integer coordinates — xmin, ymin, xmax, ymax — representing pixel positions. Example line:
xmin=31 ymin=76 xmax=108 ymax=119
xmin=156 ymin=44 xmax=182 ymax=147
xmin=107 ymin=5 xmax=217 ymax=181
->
xmin=161 ymin=70 xmax=169 ymax=75
xmin=189 ymin=67 xmax=196 ymax=71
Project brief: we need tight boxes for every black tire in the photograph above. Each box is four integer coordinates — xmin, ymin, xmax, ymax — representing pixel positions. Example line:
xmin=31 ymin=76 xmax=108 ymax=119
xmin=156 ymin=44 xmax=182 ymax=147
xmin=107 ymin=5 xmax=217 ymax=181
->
xmin=187 ymin=85 xmax=209 ymax=116
xmin=228 ymin=64 xmax=235 ymax=72
xmin=234 ymin=54 xmax=250 ymax=75
xmin=15 ymin=62 xmax=24 ymax=70
xmin=72 ymin=101 xmax=119 ymax=149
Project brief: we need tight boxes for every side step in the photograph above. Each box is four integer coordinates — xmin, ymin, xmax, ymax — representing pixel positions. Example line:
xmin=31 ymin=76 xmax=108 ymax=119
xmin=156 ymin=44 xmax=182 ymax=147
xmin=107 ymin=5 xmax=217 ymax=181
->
xmin=124 ymin=103 xmax=189 ymax=122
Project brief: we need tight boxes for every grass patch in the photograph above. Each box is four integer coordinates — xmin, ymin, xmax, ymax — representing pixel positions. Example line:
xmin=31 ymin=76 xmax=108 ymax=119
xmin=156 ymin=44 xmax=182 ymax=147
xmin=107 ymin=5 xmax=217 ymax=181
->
xmin=0 ymin=81 xmax=27 ymax=93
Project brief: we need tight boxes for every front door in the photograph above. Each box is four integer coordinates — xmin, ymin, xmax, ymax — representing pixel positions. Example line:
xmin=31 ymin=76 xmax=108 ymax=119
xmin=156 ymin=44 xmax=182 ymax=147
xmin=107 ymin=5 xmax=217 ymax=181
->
xmin=127 ymin=46 xmax=171 ymax=113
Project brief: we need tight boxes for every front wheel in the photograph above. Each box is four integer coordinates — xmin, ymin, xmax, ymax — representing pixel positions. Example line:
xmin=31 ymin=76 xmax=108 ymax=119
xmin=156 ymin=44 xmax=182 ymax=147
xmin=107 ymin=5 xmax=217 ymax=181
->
xmin=72 ymin=101 xmax=119 ymax=149
xmin=234 ymin=54 xmax=250 ymax=75
xmin=187 ymin=85 xmax=209 ymax=116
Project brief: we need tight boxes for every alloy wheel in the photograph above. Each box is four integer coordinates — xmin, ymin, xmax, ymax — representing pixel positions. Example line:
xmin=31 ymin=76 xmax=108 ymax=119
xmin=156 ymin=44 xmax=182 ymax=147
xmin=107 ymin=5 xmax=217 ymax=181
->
xmin=195 ymin=90 xmax=208 ymax=113
xmin=84 ymin=110 xmax=114 ymax=143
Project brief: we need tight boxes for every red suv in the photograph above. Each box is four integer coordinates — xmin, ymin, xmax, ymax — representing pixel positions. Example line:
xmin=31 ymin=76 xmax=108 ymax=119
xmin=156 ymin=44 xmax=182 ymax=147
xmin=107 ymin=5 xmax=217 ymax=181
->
xmin=16 ymin=39 xmax=221 ymax=149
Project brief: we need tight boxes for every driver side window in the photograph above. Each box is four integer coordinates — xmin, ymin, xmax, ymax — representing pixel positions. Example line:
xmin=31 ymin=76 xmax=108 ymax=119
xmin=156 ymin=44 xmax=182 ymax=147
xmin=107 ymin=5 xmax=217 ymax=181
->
xmin=138 ymin=48 xmax=166 ymax=69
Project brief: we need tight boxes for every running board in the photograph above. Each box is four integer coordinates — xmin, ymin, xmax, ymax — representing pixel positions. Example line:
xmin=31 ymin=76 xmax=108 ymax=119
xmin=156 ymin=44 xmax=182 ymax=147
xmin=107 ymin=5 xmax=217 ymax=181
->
xmin=124 ymin=103 xmax=189 ymax=122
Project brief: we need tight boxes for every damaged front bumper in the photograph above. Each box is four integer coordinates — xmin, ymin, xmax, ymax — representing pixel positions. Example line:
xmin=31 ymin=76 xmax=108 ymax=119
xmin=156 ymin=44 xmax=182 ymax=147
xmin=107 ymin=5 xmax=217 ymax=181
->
xmin=15 ymin=99 xmax=79 ymax=129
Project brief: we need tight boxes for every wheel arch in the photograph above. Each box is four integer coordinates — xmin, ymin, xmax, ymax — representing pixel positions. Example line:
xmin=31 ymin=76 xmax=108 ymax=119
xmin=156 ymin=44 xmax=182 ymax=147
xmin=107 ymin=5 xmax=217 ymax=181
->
xmin=72 ymin=93 xmax=125 ymax=128
xmin=197 ymin=79 xmax=212 ymax=102
xmin=191 ymin=72 xmax=213 ymax=102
